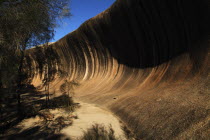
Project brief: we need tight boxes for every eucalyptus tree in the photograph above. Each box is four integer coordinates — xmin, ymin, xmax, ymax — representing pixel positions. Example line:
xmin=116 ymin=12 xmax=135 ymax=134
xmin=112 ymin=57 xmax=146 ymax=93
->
xmin=0 ymin=0 xmax=71 ymax=113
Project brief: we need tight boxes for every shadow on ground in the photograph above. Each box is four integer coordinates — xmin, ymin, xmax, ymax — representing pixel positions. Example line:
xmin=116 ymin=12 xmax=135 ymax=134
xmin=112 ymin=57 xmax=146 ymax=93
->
xmin=0 ymin=85 xmax=44 ymax=134
xmin=0 ymin=85 xmax=77 ymax=139
xmin=0 ymin=126 xmax=69 ymax=140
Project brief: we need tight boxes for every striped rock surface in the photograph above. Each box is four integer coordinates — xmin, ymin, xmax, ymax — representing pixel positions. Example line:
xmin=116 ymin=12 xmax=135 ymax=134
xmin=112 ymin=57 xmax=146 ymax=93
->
xmin=27 ymin=0 xmax=210 ymax=139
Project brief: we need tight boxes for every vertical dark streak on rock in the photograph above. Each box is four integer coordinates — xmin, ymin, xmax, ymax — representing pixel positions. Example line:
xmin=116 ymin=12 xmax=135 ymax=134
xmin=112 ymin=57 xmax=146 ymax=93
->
xmin=26 ymin=0 xmax=210 ymax=139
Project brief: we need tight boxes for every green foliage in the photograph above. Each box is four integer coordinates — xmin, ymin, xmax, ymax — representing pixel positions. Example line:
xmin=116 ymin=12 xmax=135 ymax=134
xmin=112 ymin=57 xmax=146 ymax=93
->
xmin=0 ymin=0 xmax=71 ymax=115
xmin=0 ymin=0 xmax=71 ymax=50
xmin=0 ymin=0 xmax=71 ymax=86
xmin=0 ymin=49 xmax=19 ymax=88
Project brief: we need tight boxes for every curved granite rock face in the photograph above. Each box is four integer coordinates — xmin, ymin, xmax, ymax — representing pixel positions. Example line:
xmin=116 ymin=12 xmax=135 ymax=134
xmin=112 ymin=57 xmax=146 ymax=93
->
xmin=27 ymin=0 xmax=210 ymax=139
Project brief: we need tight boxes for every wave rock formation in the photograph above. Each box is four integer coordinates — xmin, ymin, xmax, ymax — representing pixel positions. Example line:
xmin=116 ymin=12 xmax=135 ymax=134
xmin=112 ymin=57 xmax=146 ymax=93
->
xmin=27 ymin=0 xmax=210 ymax=139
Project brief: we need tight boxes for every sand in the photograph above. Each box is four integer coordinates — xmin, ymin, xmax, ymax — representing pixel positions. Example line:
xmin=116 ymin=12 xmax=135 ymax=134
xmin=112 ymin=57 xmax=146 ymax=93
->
xmin=61 ymin=101 xmax=126 ymax=139
xmin=5 ymin=101 xmax=126 ymax=140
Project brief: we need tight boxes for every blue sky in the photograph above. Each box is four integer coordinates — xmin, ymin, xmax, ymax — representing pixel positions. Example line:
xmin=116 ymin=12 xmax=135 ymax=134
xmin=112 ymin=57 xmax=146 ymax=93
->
xmin=52 ymin=0 xmax=116 ymax=42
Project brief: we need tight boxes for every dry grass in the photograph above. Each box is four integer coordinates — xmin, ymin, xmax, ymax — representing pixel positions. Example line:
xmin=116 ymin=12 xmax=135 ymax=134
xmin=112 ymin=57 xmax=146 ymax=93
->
xmin=81 ymin=124 xmax=118 ymax=140
xmin=121 ymin=125 xmax=136 ymax=140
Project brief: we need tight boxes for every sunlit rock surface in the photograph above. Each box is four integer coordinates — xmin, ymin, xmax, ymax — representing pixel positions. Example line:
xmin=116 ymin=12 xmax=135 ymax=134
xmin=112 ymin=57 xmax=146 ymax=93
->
xmin=27 ymin=0 xmax=210 ymax=139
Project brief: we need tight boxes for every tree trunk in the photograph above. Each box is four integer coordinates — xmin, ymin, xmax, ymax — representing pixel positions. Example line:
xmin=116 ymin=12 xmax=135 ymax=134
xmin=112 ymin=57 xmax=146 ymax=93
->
xmin=16 ymin=46 xmax=25 ymax=115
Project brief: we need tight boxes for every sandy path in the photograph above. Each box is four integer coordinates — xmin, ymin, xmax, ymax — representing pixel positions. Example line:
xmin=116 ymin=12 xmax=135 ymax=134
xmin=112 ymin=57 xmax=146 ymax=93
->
xmin=61 ymin=101 xmax=126 ymax=139
xmin=5 ymin=101 xmax=126 ymax=139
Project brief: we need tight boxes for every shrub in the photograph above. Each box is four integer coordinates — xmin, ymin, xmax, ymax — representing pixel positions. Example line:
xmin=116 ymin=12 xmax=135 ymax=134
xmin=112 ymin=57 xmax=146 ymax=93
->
xmin=81 ymin=124 xmax=118 ymax=140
